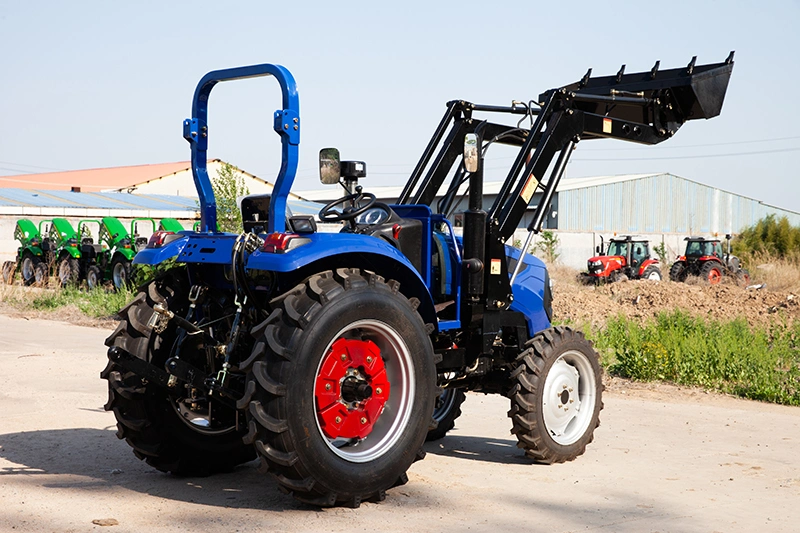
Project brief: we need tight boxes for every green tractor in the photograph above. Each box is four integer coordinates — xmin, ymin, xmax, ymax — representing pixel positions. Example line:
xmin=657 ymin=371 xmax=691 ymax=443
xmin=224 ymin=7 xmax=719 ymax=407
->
xmin=158 ymin=218 xmax=185 ymax=233
xmin=76 ymin=219 xmax=107 ymax=289
xmin=45 ymin=218 xmax=84 ymax=287
xmin=98 ymin=217 xmax=137 ymax=291
xmin=130 ymin=218 xmax=156 ymax=252
xmin=2 ymin=219 xmax=48 ymax=286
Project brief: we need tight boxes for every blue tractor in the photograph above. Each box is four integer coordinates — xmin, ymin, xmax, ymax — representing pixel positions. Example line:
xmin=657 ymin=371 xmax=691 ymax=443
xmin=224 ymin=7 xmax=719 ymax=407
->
xmin=103 ymin=56 xmax=734 ymax=506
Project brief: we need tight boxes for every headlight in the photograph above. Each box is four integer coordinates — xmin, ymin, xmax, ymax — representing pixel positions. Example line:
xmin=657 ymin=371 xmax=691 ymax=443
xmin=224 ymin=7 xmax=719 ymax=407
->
xmin=591 ymin=260 xmax=603 ymax=267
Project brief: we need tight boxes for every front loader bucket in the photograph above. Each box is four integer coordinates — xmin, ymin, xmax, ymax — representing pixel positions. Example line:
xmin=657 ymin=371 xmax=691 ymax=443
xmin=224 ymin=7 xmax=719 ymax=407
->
xmin=554 ymin=52 xmax=734 ymax=123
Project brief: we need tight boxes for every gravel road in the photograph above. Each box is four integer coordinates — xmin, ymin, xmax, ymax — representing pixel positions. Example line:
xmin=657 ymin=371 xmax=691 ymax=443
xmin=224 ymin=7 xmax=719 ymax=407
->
xmin=1 ymin=313 xmax=798 ymax=533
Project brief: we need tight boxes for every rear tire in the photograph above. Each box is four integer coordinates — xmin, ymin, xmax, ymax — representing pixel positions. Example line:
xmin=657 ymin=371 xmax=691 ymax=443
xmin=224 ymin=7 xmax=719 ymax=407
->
xmin=240 ymin=269 xmax=436 ymax=507
xmin=669 ymin=261 xmax=687 ymax=282
xmin=641 ymin=265 xmax=662 ymax=281
xmin=2 ymin=261 xmax=16 ymax=285
xmin=737 ymin=268 xmax=751 ymax=286
xmin=102 ymin=271 xmax=255 ymax=475
xmin=426 ymin=388 xmax=466 ymax=441
xmin=507 ymin=326 xmax=603 ymax=464
xmin=700 ymin=261 xmax=723 ymax=285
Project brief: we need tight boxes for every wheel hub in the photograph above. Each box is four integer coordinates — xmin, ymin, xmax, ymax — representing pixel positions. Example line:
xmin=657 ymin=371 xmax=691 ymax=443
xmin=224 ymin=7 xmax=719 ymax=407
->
xmin=315 ymin=337 xmax=390 ymax=440
xmin=543 ymin=358 xmax=582 ymax=440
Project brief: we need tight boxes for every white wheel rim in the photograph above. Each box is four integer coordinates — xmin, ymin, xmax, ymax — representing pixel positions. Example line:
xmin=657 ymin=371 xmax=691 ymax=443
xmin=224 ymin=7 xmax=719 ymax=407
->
xmin=22 ymin=258 xmax=34 ymax=280
xmin=314 ymin=319 xmax=415 ymax=463
xmin=59 ymin=260 xmax=71 ymax=283
xmin=542 ymin=350 xmax=597 ymax=445
xmin=432 ymin=389 xmax=457 ymax=423
xmin=647 ymin=270 xmax=661 ymax=280
xmin=113 ymin=262 xmax=126 ymax=287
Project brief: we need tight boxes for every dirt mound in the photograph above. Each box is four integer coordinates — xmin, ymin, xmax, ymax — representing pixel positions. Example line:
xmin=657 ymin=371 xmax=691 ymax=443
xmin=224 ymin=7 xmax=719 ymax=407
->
xmin=553 ymin=277 xmax=799 ymax=329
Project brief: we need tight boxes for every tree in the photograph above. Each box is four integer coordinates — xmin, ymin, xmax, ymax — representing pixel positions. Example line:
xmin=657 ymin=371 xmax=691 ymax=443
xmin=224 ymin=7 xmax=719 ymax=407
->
xmin=212 ymin=162 xmax=250 ymax=233
xmin=532 ymin=230 xmax=560 ymax=264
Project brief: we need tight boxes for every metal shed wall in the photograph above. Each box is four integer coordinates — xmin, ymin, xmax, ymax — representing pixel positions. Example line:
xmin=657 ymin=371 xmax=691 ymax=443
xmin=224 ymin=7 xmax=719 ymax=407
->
xmin=558 ymin=173 xmax=800 ymax=234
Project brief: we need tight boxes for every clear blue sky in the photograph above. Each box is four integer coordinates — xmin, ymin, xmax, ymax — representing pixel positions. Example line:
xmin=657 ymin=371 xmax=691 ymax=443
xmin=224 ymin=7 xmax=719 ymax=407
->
xmin=1 ymin=1 xmax=799 ymax=211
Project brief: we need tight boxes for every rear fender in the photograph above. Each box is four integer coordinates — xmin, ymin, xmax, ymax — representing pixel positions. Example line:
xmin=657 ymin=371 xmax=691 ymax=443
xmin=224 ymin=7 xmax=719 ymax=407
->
xmin=132 ymin=234 xmax=190 ymax=265
xmin=247 ymin=233 xmax=437 ymax=328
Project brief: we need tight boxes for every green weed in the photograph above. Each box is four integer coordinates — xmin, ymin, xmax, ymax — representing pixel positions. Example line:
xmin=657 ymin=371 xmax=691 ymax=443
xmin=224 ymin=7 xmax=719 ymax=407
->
xmin=590 ymin=310 xmax=800 ymax=405
xmin=28 ymin=286 xmax=133 ymax=318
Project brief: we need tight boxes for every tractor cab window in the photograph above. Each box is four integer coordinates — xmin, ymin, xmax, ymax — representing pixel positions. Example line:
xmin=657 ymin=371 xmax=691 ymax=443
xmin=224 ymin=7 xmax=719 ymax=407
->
xmin=607 ymin=241 xmax=628 ymax=257
xmin=686 ymin=241 xmax=703 ymax=256
xmin=632 ymin=244 xmax=646 ymax=267
xmin=710 ymin=241 xmax=723 ymax=257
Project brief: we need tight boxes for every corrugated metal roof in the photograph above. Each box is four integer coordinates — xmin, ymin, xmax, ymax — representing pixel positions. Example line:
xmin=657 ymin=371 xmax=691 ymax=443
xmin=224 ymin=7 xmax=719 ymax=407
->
xmin=0 ymin=187 xmax=325 ymax=219
xmin=0 ymin=188 xmax=199 ymax=211
xmin=557 ymin=173 xmax=800 ymax=233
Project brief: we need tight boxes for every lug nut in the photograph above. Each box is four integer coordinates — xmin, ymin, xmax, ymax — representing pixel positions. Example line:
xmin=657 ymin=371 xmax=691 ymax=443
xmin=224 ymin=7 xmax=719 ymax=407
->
xmin=375 ymin=388 xmax=382 ymax=395
xmin=335 ymin=416 xmax=342 ymax=424
xmin=360 ymin=417 xmax=367 ymax=424
xmin=558 ymin=404 xmax=563 ymax=409
xmin=340 ymin=354 xmax=347 ymax=361
xmin=366 ymin=356 xmax=373 ymax=364
xmin=569 ymin=387 xmax=573 ymax=392
xmin=325 ymin=383 xmax=332 ymax=391
xmin=563 ymin=384 xmax=567 ymax=389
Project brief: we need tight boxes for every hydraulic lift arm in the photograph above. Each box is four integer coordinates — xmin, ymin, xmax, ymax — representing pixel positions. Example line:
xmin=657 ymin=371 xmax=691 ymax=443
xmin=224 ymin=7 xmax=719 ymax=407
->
xmin=399 ymin=53 xmax=734 ymax=313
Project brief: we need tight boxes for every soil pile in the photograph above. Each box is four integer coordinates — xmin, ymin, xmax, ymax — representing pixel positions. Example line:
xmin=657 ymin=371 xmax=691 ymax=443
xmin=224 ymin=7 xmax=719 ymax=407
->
xmin=552 ymin=277 xmax=799 ymax=329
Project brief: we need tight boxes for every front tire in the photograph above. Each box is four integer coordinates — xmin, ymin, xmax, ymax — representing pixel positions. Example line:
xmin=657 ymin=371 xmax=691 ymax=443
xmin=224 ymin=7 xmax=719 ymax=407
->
xmin=21 ymin=252 xmax=40 ymax=286
xmin=58 ymin=256 xmax=80 ymax=287
xmin=426 ymin=388 xmax=466 ymax=441
xmin=86 ymin=265 xmax=102 ymax=289
xmin=102 ymin=271 xmax=255 ymax=475
xmin=240 ymin=269 xmax=436 ymax=507
xmin=111 ymin=256 xmax=131 ymax=291
xmin=507 ymin=326 xmax=603 ymax=464
xmin=641 ymin=265 xmax=662 ymax=281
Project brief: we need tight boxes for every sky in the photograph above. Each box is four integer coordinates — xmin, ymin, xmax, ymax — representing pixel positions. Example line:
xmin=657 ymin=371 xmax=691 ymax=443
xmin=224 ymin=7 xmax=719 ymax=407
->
xmin=1 ymin=1 xmax=799 ymax=211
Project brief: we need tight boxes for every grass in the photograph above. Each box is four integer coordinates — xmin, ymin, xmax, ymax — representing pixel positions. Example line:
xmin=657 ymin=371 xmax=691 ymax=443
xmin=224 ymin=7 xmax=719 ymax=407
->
xmin=2 ymin=272 xmax=799 ymax=406
xmin=590 ymin=310 xmax=800 ymax=406
xmin=0 ymin=282 xmax=133 ymax=319
xmin=745 ymin=252 xmax=800 ymax=292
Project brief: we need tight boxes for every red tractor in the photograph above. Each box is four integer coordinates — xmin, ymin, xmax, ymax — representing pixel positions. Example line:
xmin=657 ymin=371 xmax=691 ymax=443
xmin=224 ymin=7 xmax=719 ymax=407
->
xmin=583 ymin=235 xmax=662 ymax=283
xmin=669 ymin=235 xmax=749 ymax=285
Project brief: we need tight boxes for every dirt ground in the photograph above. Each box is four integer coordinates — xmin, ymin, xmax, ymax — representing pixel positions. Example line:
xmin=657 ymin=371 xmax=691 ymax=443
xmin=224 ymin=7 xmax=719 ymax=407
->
xmin=550 ymin=272 xmax=799 ymax=330
xmin=1 ymin=313 xmax=799 ymax=533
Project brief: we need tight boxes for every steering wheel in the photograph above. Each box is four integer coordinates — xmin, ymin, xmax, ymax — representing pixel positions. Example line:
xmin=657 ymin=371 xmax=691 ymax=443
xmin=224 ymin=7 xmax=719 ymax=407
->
xmin=319 ymin=191 xmax=377 ymax=223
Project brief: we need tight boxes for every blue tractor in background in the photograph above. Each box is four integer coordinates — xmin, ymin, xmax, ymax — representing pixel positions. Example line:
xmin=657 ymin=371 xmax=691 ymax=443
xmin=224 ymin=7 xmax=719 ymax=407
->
xmin=103 ymin=56 xmax=733 ymax=507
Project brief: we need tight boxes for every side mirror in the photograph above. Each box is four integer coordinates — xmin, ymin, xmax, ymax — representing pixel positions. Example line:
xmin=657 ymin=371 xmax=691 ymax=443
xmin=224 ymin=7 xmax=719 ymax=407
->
xmin=319 ymin=148 xmax=341 ymax=184
xmin=463 ymin=133 xmax=479 ymax=173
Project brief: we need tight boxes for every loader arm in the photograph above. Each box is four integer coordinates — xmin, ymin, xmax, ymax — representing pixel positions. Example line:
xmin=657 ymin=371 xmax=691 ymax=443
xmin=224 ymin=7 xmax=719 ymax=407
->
xmin=398 ymin=53 xmax=734 ymax=312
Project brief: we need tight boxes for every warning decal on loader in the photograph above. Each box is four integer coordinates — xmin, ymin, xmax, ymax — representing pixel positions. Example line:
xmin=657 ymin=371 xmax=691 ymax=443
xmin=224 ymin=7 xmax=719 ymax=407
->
xmin=490 ymin=258 xmax=502 ymax=275
xmin=520 ymin=174 xmax=539 ymax=203
xmin=603 ymin=118 xmax=612 ymax=134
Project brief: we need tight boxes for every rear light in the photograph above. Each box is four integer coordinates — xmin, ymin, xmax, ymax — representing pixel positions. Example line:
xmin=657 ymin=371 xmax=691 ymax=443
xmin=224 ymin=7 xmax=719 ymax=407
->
xmin=262 ymin=232 xmax=310 ymax=253
xmin=392 ymin=223 xmax=402 ymax=240
xmin=147 ymin=230 xmax=175 ymax=248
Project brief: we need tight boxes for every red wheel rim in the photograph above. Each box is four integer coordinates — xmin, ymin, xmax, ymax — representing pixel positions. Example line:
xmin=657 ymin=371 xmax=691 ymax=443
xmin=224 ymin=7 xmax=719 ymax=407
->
xmin=708 ymin=268 xmax=721 ymax=284
xmin=315 ymin=337 xmax=391 ymax=440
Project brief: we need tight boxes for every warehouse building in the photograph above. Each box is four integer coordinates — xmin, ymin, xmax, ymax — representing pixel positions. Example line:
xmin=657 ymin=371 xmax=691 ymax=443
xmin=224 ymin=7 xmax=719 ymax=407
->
xmin=0 ymin=160 xmax=317 ymax=261
xmin=299 ymin=172 xmax=800 ymax=269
